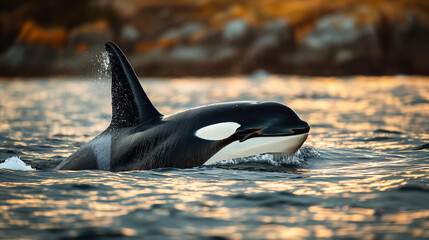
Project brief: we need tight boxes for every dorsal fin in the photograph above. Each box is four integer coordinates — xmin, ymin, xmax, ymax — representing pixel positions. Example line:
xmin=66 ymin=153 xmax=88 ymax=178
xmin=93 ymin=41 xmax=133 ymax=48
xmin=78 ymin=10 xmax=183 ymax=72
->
xmin=105 ymin=41 xmax=162 ymax=128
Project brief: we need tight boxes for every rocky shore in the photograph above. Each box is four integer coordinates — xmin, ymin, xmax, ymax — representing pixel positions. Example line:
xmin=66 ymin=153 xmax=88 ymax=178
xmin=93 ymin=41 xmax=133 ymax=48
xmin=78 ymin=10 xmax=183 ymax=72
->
xmin=1 ymin=0 xmax=429 ymax=77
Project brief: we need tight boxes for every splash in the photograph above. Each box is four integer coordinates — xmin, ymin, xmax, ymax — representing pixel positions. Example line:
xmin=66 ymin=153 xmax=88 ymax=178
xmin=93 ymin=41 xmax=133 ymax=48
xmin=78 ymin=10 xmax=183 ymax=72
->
xmin=96 ymin=51 xmax=111 ymax=83
xmin=208 ymin=146 xmax=319 ymax=167
xmin=0 ymin=156 xmax=34 ymax=170
xmin=92 ymin=50 xmax=111 ymax=122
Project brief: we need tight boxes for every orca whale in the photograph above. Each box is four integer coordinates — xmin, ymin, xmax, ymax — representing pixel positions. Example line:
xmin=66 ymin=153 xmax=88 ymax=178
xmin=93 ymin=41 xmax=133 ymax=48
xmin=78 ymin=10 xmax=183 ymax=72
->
xmin=55 ymin=41 xmax=310 ymax=171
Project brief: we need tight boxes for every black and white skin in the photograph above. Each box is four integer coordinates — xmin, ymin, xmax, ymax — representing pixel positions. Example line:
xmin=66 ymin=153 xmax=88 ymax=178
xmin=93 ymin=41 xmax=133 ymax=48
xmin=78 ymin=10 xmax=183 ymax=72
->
xmin=55 ymin=42 xmax=310 ymax=171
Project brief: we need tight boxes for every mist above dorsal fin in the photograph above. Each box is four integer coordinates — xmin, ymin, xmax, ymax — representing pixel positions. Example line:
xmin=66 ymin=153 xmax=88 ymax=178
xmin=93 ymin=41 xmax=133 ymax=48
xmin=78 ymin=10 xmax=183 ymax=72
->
xmin=105 ymin=41 xmax=162 ymax=128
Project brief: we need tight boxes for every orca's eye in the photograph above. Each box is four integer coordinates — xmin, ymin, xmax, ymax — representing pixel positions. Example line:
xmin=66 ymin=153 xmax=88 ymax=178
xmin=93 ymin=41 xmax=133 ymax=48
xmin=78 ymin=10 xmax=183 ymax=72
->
xmin=195 ymin=122 xmax=241 ymax=141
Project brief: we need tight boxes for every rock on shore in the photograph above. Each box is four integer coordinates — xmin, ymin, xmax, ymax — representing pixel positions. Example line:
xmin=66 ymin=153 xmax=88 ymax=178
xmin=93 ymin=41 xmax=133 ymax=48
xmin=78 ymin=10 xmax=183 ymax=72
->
xmin=1 ymin=0 xmax=429 ymax=77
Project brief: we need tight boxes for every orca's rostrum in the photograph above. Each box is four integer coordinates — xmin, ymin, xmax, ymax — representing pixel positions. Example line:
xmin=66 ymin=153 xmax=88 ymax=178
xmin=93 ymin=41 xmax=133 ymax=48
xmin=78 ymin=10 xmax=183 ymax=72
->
xmin=55 ymin=41 xmax=310 ymax=171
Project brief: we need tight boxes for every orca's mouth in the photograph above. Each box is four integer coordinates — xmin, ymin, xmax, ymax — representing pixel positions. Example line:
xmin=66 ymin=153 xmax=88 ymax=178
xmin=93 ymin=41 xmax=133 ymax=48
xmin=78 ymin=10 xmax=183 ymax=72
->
xmin=236 ymin=124 xmax=310 ymax=142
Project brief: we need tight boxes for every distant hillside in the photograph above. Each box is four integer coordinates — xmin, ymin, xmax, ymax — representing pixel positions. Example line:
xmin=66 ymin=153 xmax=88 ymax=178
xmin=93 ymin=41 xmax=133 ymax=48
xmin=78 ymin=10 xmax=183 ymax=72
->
xmin=1 ymin=0 xmax=429 ymax=76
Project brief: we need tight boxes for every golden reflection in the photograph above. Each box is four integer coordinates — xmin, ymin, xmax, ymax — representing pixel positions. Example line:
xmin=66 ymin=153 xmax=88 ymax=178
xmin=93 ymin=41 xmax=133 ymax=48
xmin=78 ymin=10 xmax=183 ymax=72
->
xmin=308 ymin=206 xmax=375 ymax=222
xmin=313 ymin=225 xmax=334 ymax=238
xmin=253 ymin=225 xmax=310 ymax=239
xmin=193 ymin=206 xmax=241 ymax=220
xmin=1 ymin=76 xmax=429 ymax=239
xmin=198 ymin=226 xmax=244 ymax=240
xmin=382 ymin=210 xmax=429 ymax=225
xmin=1 ymin=170 xmax=429 ymax=239
xmin=247 ymin=169 xmax=429 ymax=195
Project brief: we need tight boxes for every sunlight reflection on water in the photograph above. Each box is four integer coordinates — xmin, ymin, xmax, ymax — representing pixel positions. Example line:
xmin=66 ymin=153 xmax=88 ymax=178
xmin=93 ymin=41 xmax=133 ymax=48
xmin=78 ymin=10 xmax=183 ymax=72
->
xmin=0 ymin=75 xmax=428 ymax=239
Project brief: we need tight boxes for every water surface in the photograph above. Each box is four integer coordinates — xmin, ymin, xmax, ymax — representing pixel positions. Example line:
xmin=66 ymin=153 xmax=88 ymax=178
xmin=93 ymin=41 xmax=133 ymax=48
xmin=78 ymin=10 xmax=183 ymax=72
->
xmin=0 ymin=75 xmax=428 ymax=239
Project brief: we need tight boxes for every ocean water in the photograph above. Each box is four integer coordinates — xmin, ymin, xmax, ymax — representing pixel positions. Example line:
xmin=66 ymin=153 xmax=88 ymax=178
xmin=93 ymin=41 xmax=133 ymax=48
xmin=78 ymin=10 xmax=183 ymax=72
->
xmin=0 ymin=75 xmax=428 ymax=239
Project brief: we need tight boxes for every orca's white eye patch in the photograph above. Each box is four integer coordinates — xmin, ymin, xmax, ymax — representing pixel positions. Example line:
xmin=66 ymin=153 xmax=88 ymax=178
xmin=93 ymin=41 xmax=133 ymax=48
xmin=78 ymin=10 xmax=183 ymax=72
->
xmin=195 ymin=122 xmax=241 ymax=141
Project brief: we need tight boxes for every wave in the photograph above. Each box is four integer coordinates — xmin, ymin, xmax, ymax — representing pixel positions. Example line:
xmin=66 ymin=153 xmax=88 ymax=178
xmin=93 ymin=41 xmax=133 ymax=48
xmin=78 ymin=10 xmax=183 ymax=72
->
xmin=207 ymin=146 xmax=319 ymax=168
xmin=0 ymin=156 xmax=35 ymax=170
xmin=0 ymin=146 xmax=319 ymax=172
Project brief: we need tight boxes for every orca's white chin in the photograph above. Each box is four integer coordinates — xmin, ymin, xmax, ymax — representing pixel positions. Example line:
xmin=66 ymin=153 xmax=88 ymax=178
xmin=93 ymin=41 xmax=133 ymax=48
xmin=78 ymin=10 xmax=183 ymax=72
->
xmin=203 ymin=133 xmax=308 ymax=165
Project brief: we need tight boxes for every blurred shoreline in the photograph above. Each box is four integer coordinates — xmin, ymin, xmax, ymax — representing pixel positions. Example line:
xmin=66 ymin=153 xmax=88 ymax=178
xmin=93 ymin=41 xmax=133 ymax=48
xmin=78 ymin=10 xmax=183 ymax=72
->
xmin=1 ymin=0 xmax=429 ymax=78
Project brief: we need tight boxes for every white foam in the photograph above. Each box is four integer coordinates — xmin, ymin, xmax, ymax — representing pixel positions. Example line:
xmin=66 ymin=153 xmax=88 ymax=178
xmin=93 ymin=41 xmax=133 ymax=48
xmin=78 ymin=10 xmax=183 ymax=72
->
xmin=206 ymin=146 xmax=319 ymax=167
xmin=0 ymin=156 xmax=35 ymax=170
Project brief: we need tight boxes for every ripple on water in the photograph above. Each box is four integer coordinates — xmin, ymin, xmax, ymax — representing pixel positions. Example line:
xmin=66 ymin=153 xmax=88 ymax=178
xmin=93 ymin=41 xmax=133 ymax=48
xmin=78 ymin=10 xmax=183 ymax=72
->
xmin=414 ymin=143 xmax=429 ymax=150
xmin=208 ymin=146 xmax=319 ymax=172
xmin=0 ymin=76 xmax=428 ymax=239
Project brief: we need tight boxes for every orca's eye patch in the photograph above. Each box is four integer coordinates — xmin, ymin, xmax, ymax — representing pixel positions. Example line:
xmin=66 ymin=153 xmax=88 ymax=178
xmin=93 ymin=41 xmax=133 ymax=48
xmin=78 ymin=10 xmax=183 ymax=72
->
xmin=195 ymin=122 xmax=241 ymax=141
